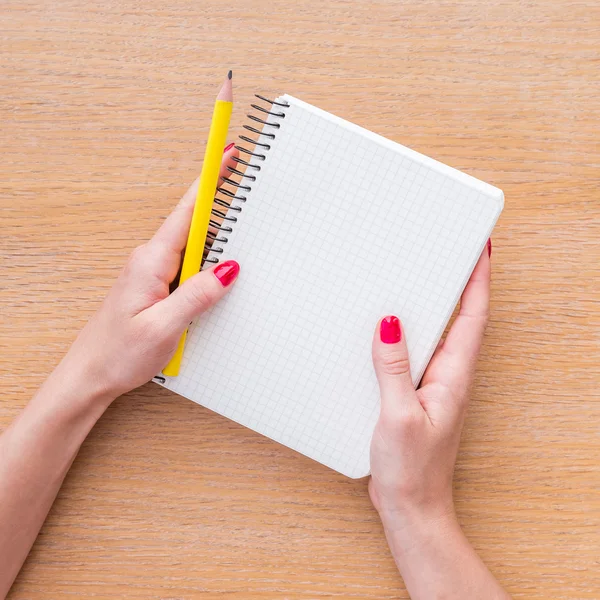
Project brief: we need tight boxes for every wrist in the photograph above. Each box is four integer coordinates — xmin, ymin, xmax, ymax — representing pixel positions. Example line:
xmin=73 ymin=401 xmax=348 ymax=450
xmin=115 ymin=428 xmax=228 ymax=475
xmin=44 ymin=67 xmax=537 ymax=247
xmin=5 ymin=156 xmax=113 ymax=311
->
xmin=43 ymin=350 xmax=117 ymax=417
xmin=378 ymin=498 xmax=460 ymax=559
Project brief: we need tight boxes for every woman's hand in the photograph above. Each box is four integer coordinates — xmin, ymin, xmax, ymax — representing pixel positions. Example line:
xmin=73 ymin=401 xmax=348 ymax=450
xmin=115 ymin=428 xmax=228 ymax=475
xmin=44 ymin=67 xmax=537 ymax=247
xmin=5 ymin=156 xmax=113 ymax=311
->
xmin=369 ymin=243 xmax=510 ymax=599
xmin=370 ymin=243 xmax=491 ymax=520
xmin=0 ymin=148 xmax=242 ymax=598
xmin=62 ymin=147 xmax=241 ymax=402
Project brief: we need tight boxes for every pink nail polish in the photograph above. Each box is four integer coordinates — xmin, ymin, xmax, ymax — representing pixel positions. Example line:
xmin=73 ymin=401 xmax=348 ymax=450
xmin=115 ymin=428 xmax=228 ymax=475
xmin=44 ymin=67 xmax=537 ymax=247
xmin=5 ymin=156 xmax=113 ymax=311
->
xmin=223 ymin=142 xmax=235 ymax=154
xmin=380 ymin=316 xmax=401 ymax=344
xmin=487 ymin=238 xmax=492 ymax=258
xmin=213 ymin=260 xmax=239 ymax=287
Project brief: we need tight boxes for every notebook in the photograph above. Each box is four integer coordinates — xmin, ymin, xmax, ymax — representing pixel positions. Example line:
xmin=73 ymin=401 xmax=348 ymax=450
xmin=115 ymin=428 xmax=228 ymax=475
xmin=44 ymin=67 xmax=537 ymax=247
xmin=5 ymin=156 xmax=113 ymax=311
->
xmin=156 ymin=94 xmax=504 ymax=478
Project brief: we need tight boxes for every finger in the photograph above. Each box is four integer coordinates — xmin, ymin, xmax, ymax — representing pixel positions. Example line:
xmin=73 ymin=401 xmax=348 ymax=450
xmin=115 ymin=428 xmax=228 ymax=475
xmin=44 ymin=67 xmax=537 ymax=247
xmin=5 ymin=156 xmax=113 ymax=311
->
xmin=372 ymin=316 xmax=419 ymax=415
xmin=146 ymin=259 xmax=240 ymax=333
xmin=421 ymin=243 xmax=491 ymax=393
xmin=150 ymin=143 xmax=239 ymax=257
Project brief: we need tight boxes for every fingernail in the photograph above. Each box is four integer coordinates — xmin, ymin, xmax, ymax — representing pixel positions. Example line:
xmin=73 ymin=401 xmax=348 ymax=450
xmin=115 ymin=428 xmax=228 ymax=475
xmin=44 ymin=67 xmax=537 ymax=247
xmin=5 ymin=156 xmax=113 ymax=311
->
xmin=380 ymin=316 xmax=401 ymax=344
xmin=487 ymin=238 xmax=492 ymax=258
xmin=223 ymin=142 xmax=235 ymax=154
xmin=213 ymin=260 xmax=239 ymax=287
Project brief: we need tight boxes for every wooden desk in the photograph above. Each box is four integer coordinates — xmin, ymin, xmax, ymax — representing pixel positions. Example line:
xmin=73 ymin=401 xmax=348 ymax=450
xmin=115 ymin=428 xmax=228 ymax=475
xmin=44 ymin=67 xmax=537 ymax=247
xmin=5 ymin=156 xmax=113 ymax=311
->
xmin=1 ymin=1 xmax=598 ymax=598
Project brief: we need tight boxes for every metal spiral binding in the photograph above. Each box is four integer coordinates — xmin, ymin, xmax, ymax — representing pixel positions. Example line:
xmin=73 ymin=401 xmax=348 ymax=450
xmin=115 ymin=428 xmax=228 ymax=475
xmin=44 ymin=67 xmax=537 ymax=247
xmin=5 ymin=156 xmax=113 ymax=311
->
xmin=204 ymin=95 xmax=289 ymax=264
xmin=153 ymin=96 xmax=289 ymax=385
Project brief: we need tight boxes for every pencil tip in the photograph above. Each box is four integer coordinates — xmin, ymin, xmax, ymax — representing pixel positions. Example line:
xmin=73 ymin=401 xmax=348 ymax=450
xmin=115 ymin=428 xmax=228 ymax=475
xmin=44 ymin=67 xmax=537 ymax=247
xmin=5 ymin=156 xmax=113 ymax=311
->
xmin=217 ymin=71 xmax=234 ymax=101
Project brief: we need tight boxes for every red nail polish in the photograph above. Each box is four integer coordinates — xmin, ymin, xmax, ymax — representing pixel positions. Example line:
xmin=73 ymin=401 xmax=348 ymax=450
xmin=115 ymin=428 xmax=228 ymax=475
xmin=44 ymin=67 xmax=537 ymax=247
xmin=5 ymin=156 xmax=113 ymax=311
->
xmin=213 ymin=260 xmax=239 ymax=287
xmin=380 ymin=316 xmax=401 ymax=344
xmin=487 ymin=238 xmax=492 ymax=258
xmin=223 ymin=142 xmax=235 ymax=154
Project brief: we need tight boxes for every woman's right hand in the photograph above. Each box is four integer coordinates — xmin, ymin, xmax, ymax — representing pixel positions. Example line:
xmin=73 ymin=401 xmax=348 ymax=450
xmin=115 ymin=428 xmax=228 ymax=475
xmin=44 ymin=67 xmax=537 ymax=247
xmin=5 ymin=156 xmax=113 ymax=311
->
xmin=369 ymin=244 xmax=491 ymax=522
xmin=369 ymin=243 xmax=510 ymax=599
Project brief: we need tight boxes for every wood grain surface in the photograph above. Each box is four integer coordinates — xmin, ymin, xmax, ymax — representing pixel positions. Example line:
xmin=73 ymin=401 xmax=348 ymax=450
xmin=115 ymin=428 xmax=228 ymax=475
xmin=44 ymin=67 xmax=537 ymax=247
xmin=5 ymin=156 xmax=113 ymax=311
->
xmin=1 ymin=1 xmax=599 ymax=598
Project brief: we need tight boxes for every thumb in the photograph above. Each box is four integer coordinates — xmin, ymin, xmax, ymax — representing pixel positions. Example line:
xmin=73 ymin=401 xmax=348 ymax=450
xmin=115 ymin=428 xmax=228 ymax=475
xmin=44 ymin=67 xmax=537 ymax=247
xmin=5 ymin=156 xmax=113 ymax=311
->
xmin=372 ymin=316 xmax=417 ymax=414
xmin=156 ymin=260 xmax=240 ymax=331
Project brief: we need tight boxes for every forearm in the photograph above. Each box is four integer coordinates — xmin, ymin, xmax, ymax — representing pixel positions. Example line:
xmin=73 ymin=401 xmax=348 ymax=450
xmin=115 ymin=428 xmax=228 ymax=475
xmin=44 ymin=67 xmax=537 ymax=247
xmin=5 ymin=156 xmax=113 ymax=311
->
xmin=381 ymin=507 xmax=511 ymax=600
xmin=0 ymin=355 xmax=113 ymax=597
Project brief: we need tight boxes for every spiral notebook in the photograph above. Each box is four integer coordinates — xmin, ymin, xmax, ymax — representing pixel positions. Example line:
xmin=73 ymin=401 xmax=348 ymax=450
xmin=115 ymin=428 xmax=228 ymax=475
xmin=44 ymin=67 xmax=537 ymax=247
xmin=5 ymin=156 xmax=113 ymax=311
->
xmin=157 ymin=94 xmax=504 ymax=478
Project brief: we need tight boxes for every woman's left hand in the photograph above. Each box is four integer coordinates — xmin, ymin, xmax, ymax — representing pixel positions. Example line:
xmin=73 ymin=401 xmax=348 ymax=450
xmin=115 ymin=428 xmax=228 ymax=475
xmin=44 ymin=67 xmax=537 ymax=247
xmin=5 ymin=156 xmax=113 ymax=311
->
xmin=62 ymin=146 xmax=240 ymax=402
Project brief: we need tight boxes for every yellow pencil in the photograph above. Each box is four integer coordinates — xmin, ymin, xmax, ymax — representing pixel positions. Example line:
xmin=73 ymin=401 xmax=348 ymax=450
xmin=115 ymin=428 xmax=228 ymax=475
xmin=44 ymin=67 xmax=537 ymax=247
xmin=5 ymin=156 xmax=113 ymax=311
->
xmin=163 ymin=71 xmax=234 ymax=377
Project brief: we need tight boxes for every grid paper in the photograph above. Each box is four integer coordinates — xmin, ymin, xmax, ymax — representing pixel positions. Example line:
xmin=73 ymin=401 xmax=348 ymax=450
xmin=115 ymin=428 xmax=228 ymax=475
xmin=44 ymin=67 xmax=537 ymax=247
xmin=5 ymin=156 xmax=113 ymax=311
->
xmin=161 ymin=94 xmax=503 ymax=478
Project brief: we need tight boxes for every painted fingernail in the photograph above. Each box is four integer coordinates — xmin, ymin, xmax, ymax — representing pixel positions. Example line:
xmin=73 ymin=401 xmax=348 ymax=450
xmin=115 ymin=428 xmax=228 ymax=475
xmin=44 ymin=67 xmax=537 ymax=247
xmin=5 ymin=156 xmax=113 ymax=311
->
xmin=380 ymin=316 xmax=401 ymax=344
xmin=213 ymin=260 xmax=240 ymax=287
xmin=487 ymin=238 xmax=492 ymax=258
xmin=224 ymin=142 xmax=235 ymax=154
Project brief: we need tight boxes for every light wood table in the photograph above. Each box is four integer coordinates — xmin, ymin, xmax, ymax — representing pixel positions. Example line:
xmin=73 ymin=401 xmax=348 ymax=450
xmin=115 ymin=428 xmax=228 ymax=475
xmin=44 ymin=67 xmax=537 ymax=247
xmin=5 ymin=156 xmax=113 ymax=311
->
xmin=1 ymin=1 xmax=599 ymax=598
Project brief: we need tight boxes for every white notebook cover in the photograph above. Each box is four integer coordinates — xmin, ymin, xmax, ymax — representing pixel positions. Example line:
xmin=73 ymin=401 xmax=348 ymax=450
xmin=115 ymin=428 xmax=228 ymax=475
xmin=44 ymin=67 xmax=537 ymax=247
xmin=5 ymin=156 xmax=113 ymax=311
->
xmin=159 ymin=94 xmax=503 ymax=478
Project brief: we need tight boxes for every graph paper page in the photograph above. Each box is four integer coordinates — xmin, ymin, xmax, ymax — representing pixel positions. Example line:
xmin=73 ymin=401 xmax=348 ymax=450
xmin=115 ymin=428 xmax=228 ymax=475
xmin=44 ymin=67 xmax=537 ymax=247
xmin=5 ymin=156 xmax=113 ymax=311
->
xmin=161 ymin=95 xmax=503 ymax=478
